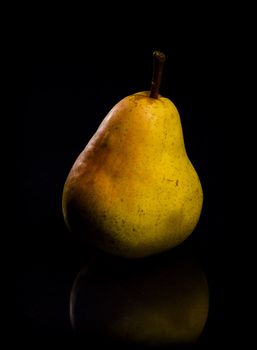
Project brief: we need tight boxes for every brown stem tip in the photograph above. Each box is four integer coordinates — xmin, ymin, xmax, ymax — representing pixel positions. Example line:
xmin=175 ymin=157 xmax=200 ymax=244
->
xmin=150 ymin=51 xmax=166 ymax=99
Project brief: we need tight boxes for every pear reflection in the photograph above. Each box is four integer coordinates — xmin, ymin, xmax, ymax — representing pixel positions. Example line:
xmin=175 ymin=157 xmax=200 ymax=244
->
xmin=70 ymin=251 xmax=209 ymax=347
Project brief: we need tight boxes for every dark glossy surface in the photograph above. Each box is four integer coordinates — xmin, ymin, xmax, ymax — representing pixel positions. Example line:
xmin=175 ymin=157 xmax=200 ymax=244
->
xmin=70 ymin=249 xmax=210 ymax=347
xmin=16 ymin=39 xmax=226 ymax=346
xmin=16 ymin=238 xmax=226 ymax=346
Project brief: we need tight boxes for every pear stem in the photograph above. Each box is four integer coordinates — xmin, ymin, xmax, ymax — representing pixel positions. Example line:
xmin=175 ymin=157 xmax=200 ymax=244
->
xmin=150 ymin=51 xmax=166 ymax=99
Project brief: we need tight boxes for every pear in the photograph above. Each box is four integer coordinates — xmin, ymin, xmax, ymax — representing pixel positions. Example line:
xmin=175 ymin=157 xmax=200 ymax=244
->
xmin=62 ymin=51 xmax=203 ymax=258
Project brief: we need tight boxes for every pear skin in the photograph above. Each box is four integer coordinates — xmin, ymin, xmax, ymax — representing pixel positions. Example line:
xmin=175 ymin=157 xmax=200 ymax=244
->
xmin=62 ymin=90 xmax=203 ymax=258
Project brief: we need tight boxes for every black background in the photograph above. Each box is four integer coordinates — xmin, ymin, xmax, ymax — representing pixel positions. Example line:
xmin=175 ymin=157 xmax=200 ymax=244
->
xmin=16 ymin=12 xmax=227 ymax=347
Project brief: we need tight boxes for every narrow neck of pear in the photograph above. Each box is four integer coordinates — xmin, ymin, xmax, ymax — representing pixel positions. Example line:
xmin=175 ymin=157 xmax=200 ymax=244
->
xmin=150 ymin=51 xmax=166 ymax=99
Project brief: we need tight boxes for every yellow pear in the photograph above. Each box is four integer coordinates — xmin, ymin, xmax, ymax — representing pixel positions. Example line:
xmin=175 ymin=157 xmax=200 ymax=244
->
xmin=70 ymin=251 xmax=209 ymax=346
xmin=62 ymin=51 xmax=203 ymax=258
